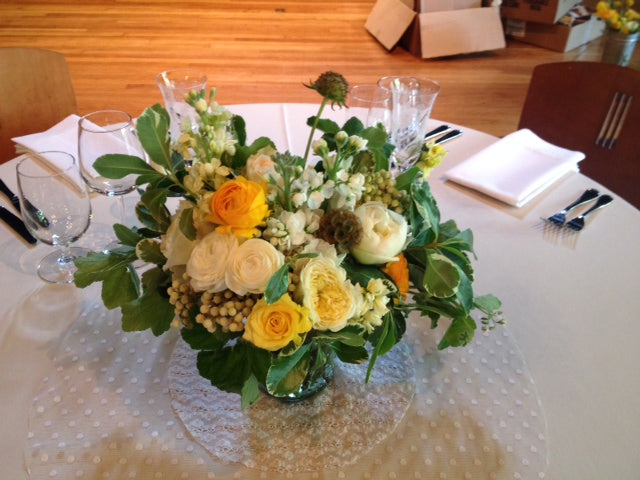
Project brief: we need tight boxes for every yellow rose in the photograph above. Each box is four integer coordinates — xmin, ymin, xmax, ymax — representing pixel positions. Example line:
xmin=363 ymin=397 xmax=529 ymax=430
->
xmin=298 ymin=257 xmax=361 ymax=332
xmin=243 ymin=295 xmax=312 ymax=351
xmin=207 ymin=176 xmax=270 ymax=238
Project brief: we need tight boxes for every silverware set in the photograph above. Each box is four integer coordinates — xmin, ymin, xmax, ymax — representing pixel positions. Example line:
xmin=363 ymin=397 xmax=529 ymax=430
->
xmin=0 ymin=178 xmax=37 ymax=244
xmin=424 ymin=124 xmax=463 ymax=145
xmin=546 ymin=188 xmax=613 ymax=232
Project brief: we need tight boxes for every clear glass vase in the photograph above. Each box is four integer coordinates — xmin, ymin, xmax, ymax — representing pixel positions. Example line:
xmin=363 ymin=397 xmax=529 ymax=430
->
xmin=266 ymin=342 xmax=336 ymax=402
xmin=601 ymin=30 xmax=639 ymax=67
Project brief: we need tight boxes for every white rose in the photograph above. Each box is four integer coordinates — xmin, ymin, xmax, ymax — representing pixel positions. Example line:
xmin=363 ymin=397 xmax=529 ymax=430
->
xmin=187 ymin=231 xmax=238 ymax=292
xmin=225 ymin=238 xmax=285 ymax=295
xmin=245 ymin=151 xmax=276 ymax=184
xmin=161 ymin=201 xmax=197 ymax=269
xmin=351 ymin=201 xmax=408 ymax=265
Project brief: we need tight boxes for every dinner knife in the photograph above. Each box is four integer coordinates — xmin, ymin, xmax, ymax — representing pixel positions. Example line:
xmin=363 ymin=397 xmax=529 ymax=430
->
xmin=0 ymin=178 xmax=50 ymax=227
xmin=0 ymin=178 xmax=20 ymax=212
xmin=434 ymin=129 xmax=462 ymax=145
xmin=0 ymin=205 xmax=37 ymax=244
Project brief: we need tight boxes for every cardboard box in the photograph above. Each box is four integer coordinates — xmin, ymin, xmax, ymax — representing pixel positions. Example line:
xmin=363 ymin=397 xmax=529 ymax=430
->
xmin=365 ymin=0 xmax=506 ymax=58
xmin=504 ymin=15 xmax=605 ymax=51
xmin=418 ymin=0 xmax=482 ymax=12
xmin=500 ymin=0 xmax=580 ymax=24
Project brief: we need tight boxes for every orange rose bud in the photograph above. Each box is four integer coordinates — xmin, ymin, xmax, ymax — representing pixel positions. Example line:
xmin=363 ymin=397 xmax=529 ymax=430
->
xmin=207 ymin=176 xmax=270 ymax=238
xmin=383 ymin=255 xmax=410 ymax=300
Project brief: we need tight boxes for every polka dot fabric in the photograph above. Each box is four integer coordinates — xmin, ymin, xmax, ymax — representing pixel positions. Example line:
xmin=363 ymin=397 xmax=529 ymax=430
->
xmin=26 ymin=290 xmax=548 ymax=479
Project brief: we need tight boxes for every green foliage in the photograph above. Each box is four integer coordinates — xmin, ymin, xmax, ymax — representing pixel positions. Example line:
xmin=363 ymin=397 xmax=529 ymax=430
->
xmin=93 ymin=154 xmax=158 ymax=179
xmin=265 ymin=343 xmax=312 ymax=396
xmin=197 ymin=340 xmax=270 ymax=407
xmin=136 ymin=104 xmax=172 ymax=169
xmin=264 ymin=264 xmax=290 ymax=304
xmin=178 ymin=207 xmax=197 ymax=241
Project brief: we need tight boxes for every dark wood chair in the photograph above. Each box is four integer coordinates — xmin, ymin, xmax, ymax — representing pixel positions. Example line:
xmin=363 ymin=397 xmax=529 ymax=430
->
xmin=0 ymin=47 xmax=78 ymax=164
xmin=518 ymin=61 xmax=640 ymax=209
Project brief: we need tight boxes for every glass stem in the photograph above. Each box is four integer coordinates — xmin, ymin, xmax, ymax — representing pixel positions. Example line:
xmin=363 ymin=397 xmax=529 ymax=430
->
xmin=57 ymin=244 xmax=75 ymax=266
xmin=117 ymin=194 xmax=127 ymax=225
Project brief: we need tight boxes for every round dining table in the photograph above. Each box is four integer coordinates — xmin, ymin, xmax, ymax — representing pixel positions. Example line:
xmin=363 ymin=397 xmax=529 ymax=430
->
xmin=0 ymin=104 xmax=638 ymax=480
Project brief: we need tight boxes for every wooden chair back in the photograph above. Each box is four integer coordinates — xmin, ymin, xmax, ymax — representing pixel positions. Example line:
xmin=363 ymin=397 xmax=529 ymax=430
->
xmin=518 ymin=61 xmax=640 ymax=209
xmin=0 ymin=47 xmax=78 ymax=164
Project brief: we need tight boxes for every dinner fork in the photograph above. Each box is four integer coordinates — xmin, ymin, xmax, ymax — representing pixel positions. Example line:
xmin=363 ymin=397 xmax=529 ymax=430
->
xmin=547 ymin=188 xmax=599 ymax=226
xmin=565 ymin=194 xmax=613 ymax=231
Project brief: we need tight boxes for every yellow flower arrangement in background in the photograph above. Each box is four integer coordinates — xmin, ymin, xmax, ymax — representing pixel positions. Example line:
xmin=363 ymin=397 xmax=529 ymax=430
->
xmin=596 ymin=0 xmax=640 ymax=34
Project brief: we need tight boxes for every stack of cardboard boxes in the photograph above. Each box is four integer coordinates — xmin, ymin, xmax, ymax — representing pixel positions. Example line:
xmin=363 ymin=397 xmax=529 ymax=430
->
xmin=365 ymin=0 xmax=605 ymax=57
xmin=502 ymin=0 xmax=606 ymax=51
xmin=365 ymin=0 xmax=506 ymax=58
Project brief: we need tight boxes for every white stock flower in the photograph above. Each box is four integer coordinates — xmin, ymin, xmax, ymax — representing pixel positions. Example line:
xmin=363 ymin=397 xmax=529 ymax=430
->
xmin=351 ymin=201 xmax=408 ymax=265
xmin=187 ymin=231 xmax=238 ymax=292
xmin=280 ymin=210 xmax=308 ymax=247
xmin=300 ymin=238 xmax=342 ymax=266
xmin=225 ymin=238 xmax=285 ymax=295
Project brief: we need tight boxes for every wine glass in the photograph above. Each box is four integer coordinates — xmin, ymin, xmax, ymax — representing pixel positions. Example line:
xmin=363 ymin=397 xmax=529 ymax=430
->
xmin=16 ymin=151 xmax=92 ymax=284
xmin=377 ymin=76 xmax=441 ymax=172
xmin=347 ymin=84 xmax=392 ymax=129
xmin=78 ymin=110 xmax=144 ymax=249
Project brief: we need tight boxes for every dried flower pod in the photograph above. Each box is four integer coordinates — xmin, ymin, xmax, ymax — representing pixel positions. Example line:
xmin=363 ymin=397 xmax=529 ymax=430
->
xmin=305 ymin=71 xmax=349 ymax=107
xmin=317 ymin=208 xmax=363 ymax=251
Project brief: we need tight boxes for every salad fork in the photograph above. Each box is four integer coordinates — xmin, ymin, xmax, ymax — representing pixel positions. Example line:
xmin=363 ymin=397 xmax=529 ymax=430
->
xmin=565 ymin=194 xmax=613 ymax=231
xmin=547 ymin=188 xmax=599 ymax=226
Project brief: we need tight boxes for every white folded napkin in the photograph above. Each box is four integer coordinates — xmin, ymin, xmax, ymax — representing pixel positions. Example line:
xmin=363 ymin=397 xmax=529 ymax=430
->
xmin=12 ymin=114 xmax=81 ymax=162
xmin=443 ymin=129 xmax=585 ymax=207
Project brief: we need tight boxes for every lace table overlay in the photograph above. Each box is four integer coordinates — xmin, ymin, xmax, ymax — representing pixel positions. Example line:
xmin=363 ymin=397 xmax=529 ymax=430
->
xmin=168 ymin=339 xmax=416 ymax=473
xmin=25 ymin=289 xmax=548 ymax=479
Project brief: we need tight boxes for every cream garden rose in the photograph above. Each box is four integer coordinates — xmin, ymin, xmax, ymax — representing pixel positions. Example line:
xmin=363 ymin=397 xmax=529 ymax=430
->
xmin=351 ymin=201 xmax=408 ymax=265
xmin=186 ymin=231 xmax=238 ymax=292
xmin=161 ymin=201 xmax=197 ymax=269
xmin=298 ymin=256 xmax=361 ymax=332
xmin=225 ymin=238 xmax=285 ymax=295
xmin=242 ymin=294 xmax=312 ymax=351
xmin=245 ymin=148 xmax=276 ymax=185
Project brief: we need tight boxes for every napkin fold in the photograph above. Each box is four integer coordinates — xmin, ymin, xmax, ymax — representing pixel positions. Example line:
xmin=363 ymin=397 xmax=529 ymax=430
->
xmin=12 ymin=114 xmax=81 ymax=165
xmin=443 ymin=129 xmax=585 ymax=207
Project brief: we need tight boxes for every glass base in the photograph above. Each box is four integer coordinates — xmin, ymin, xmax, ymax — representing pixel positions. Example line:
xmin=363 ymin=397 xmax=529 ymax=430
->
xmin=37 ymin=246 xmax=91 ymax=284
xmin=264 ymin=343 xmax=336 ymax=403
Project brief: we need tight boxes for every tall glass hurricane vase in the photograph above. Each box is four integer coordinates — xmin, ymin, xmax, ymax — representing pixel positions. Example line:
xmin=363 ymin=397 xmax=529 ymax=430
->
xmin=16 ymin=151 xmax=91 ymax=284
xmin=378 ymin=76 xmax=441 ymax=172
xmin=156 ymin=69 xmax=208 ymax=141
xmin=347 ymin=84 xmax=392 ymax=130
xmin=78 ymin=110 xmax=145 ymax=249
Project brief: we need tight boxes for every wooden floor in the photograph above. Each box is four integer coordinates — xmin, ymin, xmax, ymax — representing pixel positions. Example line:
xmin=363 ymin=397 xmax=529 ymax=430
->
xmin=1 ymin=0 xmax=637 ymax=138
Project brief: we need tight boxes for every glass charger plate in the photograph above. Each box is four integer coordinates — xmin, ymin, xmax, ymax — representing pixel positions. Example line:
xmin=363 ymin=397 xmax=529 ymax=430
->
xmin=25 ymin=292 xmax=548 ymax=479
xmin=168 ymin=339 xmax=416 ymax=473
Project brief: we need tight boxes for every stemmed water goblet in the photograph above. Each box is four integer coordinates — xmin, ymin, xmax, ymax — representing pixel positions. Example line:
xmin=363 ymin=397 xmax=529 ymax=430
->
xmin=78 ymin=110 xmax=145 ymax=251
xmin=16 ymin=151 xmax=92 ymax=284
xmin=377 ymin=76 xmax=441 ymax=172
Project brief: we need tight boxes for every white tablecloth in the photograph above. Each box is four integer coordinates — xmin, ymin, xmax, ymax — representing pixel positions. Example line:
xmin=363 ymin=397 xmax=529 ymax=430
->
xmin=1 ymin=104 xmax=639 ymax=479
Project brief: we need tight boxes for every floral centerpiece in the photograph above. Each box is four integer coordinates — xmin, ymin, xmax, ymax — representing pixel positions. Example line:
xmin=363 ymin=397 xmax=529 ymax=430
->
xmin=73 ymin=72 xmax=502 ymax=408
xmin=595 ymin=0 xmax=640 ymax=34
